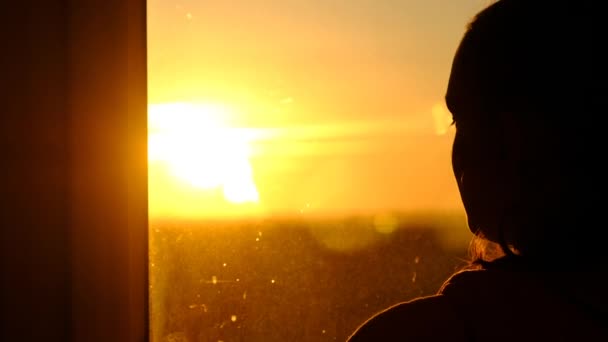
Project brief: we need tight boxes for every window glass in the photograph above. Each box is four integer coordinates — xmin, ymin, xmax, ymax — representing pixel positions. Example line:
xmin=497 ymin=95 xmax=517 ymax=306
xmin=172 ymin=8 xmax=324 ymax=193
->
xmin=148 ymin=1 xmax=486 ymax=341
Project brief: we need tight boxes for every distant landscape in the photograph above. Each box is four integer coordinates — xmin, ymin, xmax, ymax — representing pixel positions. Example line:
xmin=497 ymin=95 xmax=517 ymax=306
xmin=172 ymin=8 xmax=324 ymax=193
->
xmin=150 ymin=211 xmax=471 ymax=342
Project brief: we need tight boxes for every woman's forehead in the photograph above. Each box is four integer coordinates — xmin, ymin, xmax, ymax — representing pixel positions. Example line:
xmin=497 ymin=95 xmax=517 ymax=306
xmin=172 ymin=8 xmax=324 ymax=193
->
xmin=445 ymin=62 xmax=477 ymax=120
xmin=445 ymin=33 xmax=494 ymax=122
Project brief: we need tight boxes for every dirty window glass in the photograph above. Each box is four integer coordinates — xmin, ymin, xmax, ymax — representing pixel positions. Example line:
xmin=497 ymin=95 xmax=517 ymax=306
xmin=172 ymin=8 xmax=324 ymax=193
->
xmin=148 ymin=1 xmax=486 ymax=341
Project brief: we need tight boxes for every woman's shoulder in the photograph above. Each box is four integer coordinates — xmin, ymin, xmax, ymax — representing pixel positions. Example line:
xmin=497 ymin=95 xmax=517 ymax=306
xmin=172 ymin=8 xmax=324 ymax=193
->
xmin=347 ymin=269 xmax=493 ymax=341
xmin=346 ymin=292 xmax=471 ymax=341
xmin=438 ymin=268 xmax=493 ymax=296
xmin=348 ymin=262 xmax=608 ymax=341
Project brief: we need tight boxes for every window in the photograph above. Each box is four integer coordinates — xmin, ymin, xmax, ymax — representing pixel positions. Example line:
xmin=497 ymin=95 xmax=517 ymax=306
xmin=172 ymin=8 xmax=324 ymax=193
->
xmin=148 ymin=1 xmax=486 ymax=341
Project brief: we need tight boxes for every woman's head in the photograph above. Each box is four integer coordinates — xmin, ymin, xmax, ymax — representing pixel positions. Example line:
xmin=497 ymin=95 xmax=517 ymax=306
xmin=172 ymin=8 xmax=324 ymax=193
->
xmin=445 ymin=0 xmax=596 ymax=262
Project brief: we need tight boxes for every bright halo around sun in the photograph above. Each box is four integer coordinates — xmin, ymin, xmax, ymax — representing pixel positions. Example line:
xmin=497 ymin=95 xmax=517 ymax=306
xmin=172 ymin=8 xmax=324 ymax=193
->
xmin=148 ymin=102 xmax=259 ymax=208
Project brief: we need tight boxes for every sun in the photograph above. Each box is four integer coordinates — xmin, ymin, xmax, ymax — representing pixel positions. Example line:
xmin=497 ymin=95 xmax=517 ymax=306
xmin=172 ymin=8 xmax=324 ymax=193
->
xmin=148 ymin=102 xmax=259 ymax=206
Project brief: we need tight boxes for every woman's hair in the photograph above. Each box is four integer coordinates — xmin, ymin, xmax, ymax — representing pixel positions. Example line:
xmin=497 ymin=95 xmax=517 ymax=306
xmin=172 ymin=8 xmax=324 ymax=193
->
xmin=458 ymin=0 xmax=598 ymax=268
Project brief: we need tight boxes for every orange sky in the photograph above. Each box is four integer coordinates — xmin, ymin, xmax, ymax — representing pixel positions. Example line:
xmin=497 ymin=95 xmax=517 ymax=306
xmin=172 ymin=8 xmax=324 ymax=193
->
xmin=147 ymin=0 xmax=489 ymax=219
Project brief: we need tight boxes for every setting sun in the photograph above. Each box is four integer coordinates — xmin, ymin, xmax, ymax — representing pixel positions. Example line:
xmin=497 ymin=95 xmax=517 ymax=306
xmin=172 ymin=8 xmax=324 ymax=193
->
xmin=148 ymin=102 xmax=260 ymax=218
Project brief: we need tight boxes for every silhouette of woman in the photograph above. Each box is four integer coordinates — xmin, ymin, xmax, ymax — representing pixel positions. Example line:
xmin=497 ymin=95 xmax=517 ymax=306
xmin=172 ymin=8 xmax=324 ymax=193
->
xmin=348 ymin=0 xmax=605 ymax=340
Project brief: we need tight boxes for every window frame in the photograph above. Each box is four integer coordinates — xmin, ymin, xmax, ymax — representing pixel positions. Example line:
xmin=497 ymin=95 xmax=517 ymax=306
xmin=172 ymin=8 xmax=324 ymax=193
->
xmin=1 ymin=0 xmax=149 ymax=340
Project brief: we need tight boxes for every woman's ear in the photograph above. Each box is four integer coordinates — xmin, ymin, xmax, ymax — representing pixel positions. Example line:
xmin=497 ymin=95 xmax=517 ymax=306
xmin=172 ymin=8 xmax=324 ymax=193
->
xmin=494 ymin=110 xmax=552 ymax=188
xmin=497 ymin=110 xmax=557 ymax=178
xmin=495 ymin=111 xmax=526 ymax=168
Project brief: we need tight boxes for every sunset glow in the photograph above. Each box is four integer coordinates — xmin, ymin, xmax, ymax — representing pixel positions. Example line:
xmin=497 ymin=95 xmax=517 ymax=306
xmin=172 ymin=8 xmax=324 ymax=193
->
xmin=147 ymin=2 xmax=483 ymax=340
xmin=146 ymin=0 xmax=480 ymax=219
xmin=148 ymin=103 xmax=260 ymax=218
